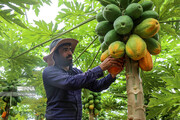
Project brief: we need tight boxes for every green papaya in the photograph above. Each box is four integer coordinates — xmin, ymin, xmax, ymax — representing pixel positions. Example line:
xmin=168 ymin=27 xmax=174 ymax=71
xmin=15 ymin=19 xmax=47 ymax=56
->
xmin=98 ymin=36 xmax=104 ymax=43
xmin=113 ymin=15 xmax=133 ymax=35
xmin=89 ymin=100 xmax=94 ymax=104
xmin=103 ymin=4 xmax=122 ymax=22
xmin=95 ymin=21 xmax=114 ymax=36
xmin=140 ymin=1 xmax=153 ymax=11
xmin=101 ymin=42 xmax=109 ymax=52
xmin=125 ymin=3 xmax=143 ymax=20
xmin=88 ymin=95 xmax=94 ymax=100
xmin=85 ymin=103 xmax=89 ymax=109
xmin=132 ymin=0 xmax=141 ymax=3
xmin=97 ymin=0 xmax=119 ymax=6
xmin=119 ymin=0 xmax=129 ymax=9
xmin=95 ymin=104 xmax=102 ymax=110
xmin=144 ymin=37 xmax=161 ymax=55
xmin=104 ymin=29 xmax=121 ymax=46
xmin=139 ymin=10 xmax=159 ymax=21
xmin=96 ymin=12 xmax=106 ymax=22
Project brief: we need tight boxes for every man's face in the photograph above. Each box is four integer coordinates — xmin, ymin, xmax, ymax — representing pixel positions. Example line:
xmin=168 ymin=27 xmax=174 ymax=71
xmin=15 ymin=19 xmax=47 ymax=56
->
xmin=56 ymin=44 xmax=73 ymax=66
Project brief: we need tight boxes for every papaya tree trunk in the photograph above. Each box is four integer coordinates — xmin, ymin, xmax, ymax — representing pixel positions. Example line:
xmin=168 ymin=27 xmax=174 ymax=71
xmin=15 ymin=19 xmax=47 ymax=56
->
xmin=89 ymin=111 xmax=94 ymax=120
xmin=125 ymin=56 xmax=146 ymax=120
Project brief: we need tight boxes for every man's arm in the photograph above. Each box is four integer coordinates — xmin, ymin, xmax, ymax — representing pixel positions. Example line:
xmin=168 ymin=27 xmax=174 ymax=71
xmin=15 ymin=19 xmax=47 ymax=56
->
xmin=43 ymin=66 xmax=104 ymax=90
xmin=84 ymin=73 xmax=116 ymax=92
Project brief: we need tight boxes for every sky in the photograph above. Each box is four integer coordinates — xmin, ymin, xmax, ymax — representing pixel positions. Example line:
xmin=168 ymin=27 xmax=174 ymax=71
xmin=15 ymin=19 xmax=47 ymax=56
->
xmin=26 ymin=0 xmax=59 ymax=24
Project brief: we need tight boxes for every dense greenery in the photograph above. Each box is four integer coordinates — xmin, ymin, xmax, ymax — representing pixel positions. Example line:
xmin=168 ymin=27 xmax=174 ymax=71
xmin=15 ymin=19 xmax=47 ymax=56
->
xmin=0 ymin=0 xmax=179 ymax=119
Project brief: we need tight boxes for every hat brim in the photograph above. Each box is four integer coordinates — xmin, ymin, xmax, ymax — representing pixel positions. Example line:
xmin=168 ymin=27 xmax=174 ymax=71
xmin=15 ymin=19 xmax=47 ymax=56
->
xmin=43 ymin=38 xmax=79 ymax=66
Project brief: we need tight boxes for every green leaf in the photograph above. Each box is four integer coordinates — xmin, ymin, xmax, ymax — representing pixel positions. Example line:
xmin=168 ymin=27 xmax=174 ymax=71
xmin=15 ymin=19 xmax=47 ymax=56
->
xmin=6 ymin=2 xmax=24 ymax=15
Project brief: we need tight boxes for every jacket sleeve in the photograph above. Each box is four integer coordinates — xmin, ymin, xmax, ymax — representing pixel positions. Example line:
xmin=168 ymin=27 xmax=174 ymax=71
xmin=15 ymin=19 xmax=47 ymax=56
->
xmin=84 ymin=74 xmax=116 ymax=92
xmin=43 ymin=66 xmax=105 ymax=90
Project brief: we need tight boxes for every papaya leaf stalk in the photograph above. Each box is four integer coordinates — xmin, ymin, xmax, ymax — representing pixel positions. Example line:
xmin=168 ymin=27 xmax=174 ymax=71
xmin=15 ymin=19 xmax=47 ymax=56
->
xmin=12 ymin=16 xmax=96 ymax=59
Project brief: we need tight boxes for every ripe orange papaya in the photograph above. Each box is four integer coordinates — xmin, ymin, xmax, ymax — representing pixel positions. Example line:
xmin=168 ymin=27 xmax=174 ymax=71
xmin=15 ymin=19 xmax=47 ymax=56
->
xmin=125 ymin=34 xmax=147 ymax=60
xmin=108 ymin=41 xmax=125 ymax=58
xmin=100 ymin=50 xmax=109 ymax=62
xmin=139 ymin=50 xmax=153 ymax=71
xmin=1 ymin=111 xmax=7 ymax=118
xmin=108 ymin=66 xmax=122 ymax=75
xmin=134 ymin=18 xmax=160 ymax=39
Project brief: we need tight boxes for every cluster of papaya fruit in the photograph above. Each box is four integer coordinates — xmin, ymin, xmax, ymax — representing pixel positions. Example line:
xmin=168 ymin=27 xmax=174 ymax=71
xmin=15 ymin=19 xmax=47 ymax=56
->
xmin=1 ymin=83 xmax=21 ymax=106
xmin=83 ymin=92 xmax=102 ymax=116
xmin=96 ymin=0 xmax=161 ymax=72
xmin=0 ymin=83 xmax=21 ymax=118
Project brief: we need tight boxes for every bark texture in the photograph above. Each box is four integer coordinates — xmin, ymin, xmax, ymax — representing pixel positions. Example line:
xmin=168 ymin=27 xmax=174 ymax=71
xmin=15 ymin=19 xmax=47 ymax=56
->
xmin=125 ymin=56 xmax=146 ymax=120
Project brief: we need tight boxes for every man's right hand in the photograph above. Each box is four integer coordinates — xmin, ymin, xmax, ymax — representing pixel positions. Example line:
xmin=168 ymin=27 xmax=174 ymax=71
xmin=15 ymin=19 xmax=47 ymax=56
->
xmin=99 ymin=56 xmax=124 ymax=71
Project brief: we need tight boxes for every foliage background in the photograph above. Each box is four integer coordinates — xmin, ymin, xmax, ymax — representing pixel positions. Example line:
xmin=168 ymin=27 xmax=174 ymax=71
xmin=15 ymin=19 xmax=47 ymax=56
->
xmin=0 ymin=0 xmax=179 ymax=119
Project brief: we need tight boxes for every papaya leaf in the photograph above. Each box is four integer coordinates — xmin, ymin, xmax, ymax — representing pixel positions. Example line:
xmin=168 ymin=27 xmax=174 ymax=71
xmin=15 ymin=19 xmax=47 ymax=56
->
xmin=6 ymin=2 xmax=24 ymax=15
xmin=161 ymin=73 xmax=180 ymax=89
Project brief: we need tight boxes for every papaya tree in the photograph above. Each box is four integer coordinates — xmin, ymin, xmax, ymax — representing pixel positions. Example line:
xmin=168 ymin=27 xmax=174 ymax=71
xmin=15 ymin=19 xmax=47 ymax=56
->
xmin=0 ymin=0 xmax=180 ymax=119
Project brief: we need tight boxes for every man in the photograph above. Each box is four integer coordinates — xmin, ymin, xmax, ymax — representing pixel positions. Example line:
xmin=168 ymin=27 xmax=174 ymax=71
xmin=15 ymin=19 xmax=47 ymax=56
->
xmin=43 ymin=38 xmax=124 ymax=120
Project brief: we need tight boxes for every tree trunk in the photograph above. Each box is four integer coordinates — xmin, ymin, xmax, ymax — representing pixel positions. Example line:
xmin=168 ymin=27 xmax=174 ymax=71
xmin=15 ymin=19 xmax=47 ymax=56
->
xmin=89 ymin=111 xmax=94 ymax=120
xmin=125 ymin=56 xmax=146 ymax=120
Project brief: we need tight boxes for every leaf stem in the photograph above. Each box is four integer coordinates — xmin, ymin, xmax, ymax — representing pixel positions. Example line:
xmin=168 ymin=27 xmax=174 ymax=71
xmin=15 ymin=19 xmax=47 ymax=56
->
xmin=74 ymin=36 xmax=98 ymax=63
xmin=87 ymin=47 xmax=101 ymax=71
xmin=12 ymin=16 xmax=96 ymax=59
xmin=159 ymin=20 xmax=180 ymax=23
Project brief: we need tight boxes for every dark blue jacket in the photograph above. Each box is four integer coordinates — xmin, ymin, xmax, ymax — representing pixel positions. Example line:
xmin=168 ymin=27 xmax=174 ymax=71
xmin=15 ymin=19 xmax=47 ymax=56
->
xmin=42 ymin=65 xmax=116 ymax=120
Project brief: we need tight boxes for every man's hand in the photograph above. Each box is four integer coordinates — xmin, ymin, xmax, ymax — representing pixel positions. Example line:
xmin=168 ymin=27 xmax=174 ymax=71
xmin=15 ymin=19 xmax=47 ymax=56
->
xmin=99 ymin=56 xmax=124 ymax=74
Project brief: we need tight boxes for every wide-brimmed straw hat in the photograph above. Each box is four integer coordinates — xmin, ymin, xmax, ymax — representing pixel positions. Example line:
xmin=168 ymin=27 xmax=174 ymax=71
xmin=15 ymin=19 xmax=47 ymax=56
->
xmin=43 ymin=38 xmax=79 ymax=66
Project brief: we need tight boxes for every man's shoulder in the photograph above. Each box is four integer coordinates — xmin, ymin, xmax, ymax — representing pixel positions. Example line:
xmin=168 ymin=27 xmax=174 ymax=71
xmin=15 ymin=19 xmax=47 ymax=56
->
xmin=43 ymin=66 xmax=59 ymax=74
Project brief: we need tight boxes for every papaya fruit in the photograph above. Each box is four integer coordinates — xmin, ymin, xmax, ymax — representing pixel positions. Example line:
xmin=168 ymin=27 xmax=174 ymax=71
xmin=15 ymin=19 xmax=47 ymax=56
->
xmin=96 ymin=11 xmax=106 ymax=22
xmin=89 ymin=100 xmax=94 ymax=104
xmin=104 ymin=29 xmax=121 ymax=46
xmin=108 ymin=66 xmax=122 ymax=75
xmin=132 ymin=0 xmax=141 ymax=3
xmin=120 ymin=0 xmax=129 ymax=9
xmin=134 ymin=18 xmax=160 ymax=39
xmin=94 ymin=99 xmax=100 ymax=104
xmin=140 ymin=1 xmax=153 ymax=11
xmin=89 ymin=104 xmax=94 ymax=110
xmin=85 ymin=103 xmax=89 ymax=109
xmin=98 ymin=36 xmax=104 ymax=43
xmin=144 ymin=37 xmax=161 ymax=55
xmin=101 ymin=42 xmax=109 ymax=52
xmin=1 ymin=111 xmax=7 ymax=118
xmin=95 ymin=104 xmax=102 ymax=110
xmin=108 ymin=41 xmax=125 ymax=58
xmin=139 ymin=50 xmax=153 ymax=71
xmin=114 ymin=15 xmax=133 ymax=35
xmin=88 ymin=95 xmax=94 ymax=100
xmin=100 ymin=50 xmax=109 ymax=62
xmin=95 ymin=21 xmax=114 ymax=36
xmin=125 ymin=3 xmax=143 ymax=20
xmin=139 ymin=10 xmax=159 ymax=21
xmin=97 ymin=0 xmax=119 ymax=6
xmin=103 ymin=4 xmax=122 ymax=22
xmin=126 ymin=34 xmax=147 ymax=60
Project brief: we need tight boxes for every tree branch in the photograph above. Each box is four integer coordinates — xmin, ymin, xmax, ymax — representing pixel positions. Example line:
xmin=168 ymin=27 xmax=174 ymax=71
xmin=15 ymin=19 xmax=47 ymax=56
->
xmin=87 ymin=47 xmax=101 ymax=71
xmin=159 ymin=20 xmax=180 ymax=23
xmin=12 ymin=16 xmax=96 ymax=59
xmin=74 ymin=36 xmax=98 ymax=63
